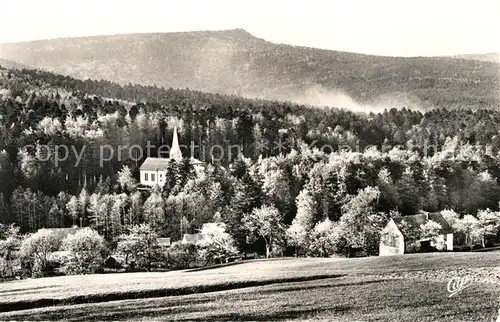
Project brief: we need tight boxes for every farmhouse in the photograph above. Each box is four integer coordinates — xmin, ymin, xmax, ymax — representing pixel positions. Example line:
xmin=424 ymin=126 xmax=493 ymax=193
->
xmin=139 ymin=127 xmax=204 ymax=187
xmin=379 ymin=211 xmax=453 ymax=256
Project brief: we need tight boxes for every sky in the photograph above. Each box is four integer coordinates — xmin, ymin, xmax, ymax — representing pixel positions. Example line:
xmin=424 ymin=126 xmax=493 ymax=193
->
xmin=0 ymin=0 xmax=499 ymax=56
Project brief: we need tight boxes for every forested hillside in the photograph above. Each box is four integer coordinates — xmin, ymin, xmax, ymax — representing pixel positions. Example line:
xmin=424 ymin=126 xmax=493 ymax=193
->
xmin=1 ymin=29 xmax=498 ymax=110
xmin=2 ymin=65 xmax=500 ymax=258
xmin=452 ymin=52 xmax=499 ymax=63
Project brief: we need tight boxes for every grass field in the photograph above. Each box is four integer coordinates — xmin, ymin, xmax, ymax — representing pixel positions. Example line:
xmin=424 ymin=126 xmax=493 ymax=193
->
xmin=1 ymin=253 xmax=499 ymax=321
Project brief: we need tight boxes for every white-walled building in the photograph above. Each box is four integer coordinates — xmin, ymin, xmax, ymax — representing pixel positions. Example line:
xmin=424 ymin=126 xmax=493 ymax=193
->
xmin=140 ymin=158 xmax=171 ymax=187
xmin=379 ymin=211 xmax=454 ymax=256
xmin=139 ymin=127 xmax=204 ymax=187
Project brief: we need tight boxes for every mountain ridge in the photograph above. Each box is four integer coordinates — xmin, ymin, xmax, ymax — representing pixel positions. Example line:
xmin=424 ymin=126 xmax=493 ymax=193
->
xmin=452 ymin=52 xmax=499 ymax=63
xmin=1 ymin=29 xmax=498 ymax=111
xmin=2 ymin=29 xmax=496 ymax=60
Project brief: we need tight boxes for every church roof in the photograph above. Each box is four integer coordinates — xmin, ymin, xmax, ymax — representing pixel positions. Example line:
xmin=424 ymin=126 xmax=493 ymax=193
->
xmin=140 ymin=157 xmax=173 ymax=171
xmin=140 ymin=157 xmax=204 ymax=171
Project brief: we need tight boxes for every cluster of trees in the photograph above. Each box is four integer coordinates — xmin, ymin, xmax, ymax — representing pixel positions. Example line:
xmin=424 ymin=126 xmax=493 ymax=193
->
xmin=2 ymin=66 xmax=500 ymax=200
xmin=1 ymin=65 xmax=500 ymax=272
xmin=441 ymin=209 xmax=500 ymax=249
xmin=3 ymin=139 xmax=500 ymax=260
xmin=0 ymin=222 xmax=238 ymax=278
xmin=0 ymin=225 xmax=107 ymax=277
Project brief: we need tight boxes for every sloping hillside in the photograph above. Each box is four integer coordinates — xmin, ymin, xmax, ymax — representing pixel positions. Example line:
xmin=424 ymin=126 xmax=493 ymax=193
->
xmin=453 ymin=52 xmax=499 ymax=63
xmin=1 ymin=29 xmax=498 ymax=110
xmin=0 ymin=58 xmax=29 ymax=70
xmin=1 ymin=255 xmax=499 ymax=321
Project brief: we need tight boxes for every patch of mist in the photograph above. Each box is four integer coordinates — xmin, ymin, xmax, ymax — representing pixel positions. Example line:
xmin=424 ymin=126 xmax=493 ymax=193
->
xmin=286 ymin=85 xmax=428 ymax=114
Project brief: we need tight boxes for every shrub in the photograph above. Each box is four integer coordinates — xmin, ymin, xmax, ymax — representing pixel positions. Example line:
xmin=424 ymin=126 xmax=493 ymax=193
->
xmin=197 ymin=223 xmax=239 ymax=265
xmin=406 ymin=241 xmax=421 ymax=253
xmin=0 ymin=257 xmax=8 ymax=278
xmin=0 ymin=257 xmax=21 ymax=279
xmin=165 ymin=242 xmax=198 ymax=269
xmin=19 ymin=229 xmax=58 ymax=277
xmin=420 ymin=220 xmax=442 ymax=244
xmin=50 ymin=227 xmax=80 ymax=249
xmin=243 ymin=205 xmax=285 ymax=258
xmin=329 ymin=234 xmax=351 ymax=257
xmin=32 ymin=257 xmax=45 ymax=278
xmin=308 ymin=219 xmax=339 ymax=257
xmin=116 ymin=224 xmax=161 ymax=271
xmin=0 ymin=224 xmax=21 ymax=278
xmin=61 ymin=228 xmax=108 ymax=275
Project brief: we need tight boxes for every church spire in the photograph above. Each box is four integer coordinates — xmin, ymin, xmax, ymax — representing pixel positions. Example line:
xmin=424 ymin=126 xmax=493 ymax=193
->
xmin=170 ymin=126 xmax=183 ymax=161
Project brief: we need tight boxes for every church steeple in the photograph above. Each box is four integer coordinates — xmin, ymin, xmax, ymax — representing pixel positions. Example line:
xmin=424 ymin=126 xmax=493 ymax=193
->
xmin=170 ymin=126 xmax=183 ymax=161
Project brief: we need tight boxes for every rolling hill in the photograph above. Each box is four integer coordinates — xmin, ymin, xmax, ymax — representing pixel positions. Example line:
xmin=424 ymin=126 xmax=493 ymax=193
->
xmin=0 ymin=58 xmax=29 ymax=70
xmin=453 ymin=52 xmax=499 ymax=63
xmin=0 ymin=29 xmax=499 ymax=110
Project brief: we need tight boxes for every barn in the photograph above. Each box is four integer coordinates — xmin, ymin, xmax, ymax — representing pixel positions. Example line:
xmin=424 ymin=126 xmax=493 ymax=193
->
xmin=379 ymin=211 xmax=454 ymax=256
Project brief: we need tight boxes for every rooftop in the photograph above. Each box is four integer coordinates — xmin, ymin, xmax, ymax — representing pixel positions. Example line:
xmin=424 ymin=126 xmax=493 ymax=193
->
xmin=182 ymin=233 xmax=204 ymax=244
xmin=140 ymin=157 xmax=204 ymax=171
xmin=392 ymin=211 xmax=453 ymax=235
xmin=139 ymin=157 xmax=174 ymax=171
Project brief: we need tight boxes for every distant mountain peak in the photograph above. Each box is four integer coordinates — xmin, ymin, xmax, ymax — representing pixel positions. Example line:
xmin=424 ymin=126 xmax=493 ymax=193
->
xmin=209 ymin=28 xmax=263 ymax=41
xmin=0 ymin=30 xmax=497 ymax=110
xmin=223 ymin=28 xmax=254 ymax=36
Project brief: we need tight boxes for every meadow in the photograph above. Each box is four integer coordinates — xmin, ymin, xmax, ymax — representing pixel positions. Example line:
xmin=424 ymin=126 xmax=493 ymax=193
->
xmin=1 ymin=252 xmax=499 ymax=321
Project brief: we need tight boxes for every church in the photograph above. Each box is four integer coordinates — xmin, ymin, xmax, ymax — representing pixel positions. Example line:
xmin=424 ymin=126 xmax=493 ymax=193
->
xmin=139 ymin=127 xmax=204 ymax=187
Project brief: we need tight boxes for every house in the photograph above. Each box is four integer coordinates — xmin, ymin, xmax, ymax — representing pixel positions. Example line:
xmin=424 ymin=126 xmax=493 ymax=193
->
xmin=139 ymin=157 xmax=173 ymax=187
xmin=157 ymin=237 xmax=171 ymax=248
xmin=379 ymin=211 xmax=453 ymax=256
xmin=181 ymin=233 xmax=204 ymax=244
xmin=139 ymin=126 xmax=204 ymax=187
xmin=180 ymin=223 xmax=216 ymax=244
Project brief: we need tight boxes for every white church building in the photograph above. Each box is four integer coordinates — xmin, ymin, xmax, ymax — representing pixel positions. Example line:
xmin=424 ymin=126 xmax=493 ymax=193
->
xmin=139 ymin=127 xmax=204 ymax=187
